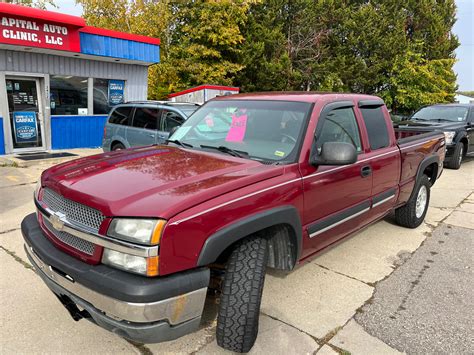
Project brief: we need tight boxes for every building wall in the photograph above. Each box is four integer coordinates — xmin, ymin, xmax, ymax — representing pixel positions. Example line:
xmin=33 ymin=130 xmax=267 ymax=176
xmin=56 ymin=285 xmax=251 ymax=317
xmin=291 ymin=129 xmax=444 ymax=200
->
xmin=171 ymin=90 xmax=205 ymax=104
xmin=0 ymin=50 xmax=148 ymax=101
xmin=0 ymin=49 xmax=150 ymax=154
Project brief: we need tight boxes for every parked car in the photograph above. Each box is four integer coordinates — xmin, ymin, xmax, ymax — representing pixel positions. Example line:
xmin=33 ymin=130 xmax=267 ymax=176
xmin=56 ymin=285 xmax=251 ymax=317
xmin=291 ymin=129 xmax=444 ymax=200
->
xmin=23 ymin=93 xmax=445 ymax=353
xmin=396 ymin=103 xmax=474 ymax=169
xmin=102 ymin=101 xmax=200 ymax=151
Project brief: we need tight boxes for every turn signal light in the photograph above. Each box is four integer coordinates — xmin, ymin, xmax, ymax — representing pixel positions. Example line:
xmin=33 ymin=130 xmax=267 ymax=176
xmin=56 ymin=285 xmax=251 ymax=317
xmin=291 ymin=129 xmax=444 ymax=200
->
xmin=147 ymin=256 xmax=159 ymax=276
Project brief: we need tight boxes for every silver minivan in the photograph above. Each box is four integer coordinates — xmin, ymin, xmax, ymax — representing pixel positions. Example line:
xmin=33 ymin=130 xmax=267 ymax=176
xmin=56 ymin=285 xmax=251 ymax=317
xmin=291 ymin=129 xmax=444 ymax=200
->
xmin=102 ymin=101 xmax=200 ymax=151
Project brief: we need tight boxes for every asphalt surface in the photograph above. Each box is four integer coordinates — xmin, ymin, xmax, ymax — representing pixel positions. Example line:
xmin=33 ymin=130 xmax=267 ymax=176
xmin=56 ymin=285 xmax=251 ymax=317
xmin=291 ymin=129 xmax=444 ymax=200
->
xmin=356 ymin=223 xmax=474 ymax=354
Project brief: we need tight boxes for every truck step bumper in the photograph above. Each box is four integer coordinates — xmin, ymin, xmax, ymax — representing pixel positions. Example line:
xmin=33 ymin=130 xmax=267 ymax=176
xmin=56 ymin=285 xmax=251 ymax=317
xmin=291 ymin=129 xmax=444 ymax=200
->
xmin=25 ymin=244 xmax=204 ymax=344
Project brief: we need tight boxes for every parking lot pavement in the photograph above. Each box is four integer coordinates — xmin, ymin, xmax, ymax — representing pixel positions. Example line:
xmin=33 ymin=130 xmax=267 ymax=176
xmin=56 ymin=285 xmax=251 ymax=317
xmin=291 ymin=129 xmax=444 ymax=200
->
xmin=355 ymin=224 xmax=474 ymax=354
xmin=1 ymin=159 xmax=473 ymax=354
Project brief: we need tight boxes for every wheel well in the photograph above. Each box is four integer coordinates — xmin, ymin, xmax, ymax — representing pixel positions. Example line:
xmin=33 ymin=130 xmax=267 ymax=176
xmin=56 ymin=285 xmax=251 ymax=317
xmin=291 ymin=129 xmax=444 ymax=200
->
xmin=111 ymin=141 xmax=124 ymax=149
xmin=423 ymin=162 xmax=438 ymax=185
xmin=214 ymin=224 xmax=298 ymax=271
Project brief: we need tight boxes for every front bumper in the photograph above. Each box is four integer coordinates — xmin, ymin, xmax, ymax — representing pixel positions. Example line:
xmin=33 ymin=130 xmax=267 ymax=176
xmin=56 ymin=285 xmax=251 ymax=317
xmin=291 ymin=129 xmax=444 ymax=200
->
xmin=22 ymin=213 xmax=210 ymax=343
xmin=443 ymin=144 xmax=457 ymax=163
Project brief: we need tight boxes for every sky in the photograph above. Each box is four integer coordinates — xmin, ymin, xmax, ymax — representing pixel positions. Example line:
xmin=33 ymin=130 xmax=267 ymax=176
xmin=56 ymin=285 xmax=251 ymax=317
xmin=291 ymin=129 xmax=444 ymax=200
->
xmin=48 ymin=0 xmax=474 ymax=91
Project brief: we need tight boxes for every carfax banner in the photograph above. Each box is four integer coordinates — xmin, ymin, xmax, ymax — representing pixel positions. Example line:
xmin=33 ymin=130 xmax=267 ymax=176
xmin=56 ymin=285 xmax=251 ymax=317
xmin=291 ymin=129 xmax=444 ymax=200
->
xmin=108 ymin=80 xmax=125 ymax=106
xmin=13 ymin=111 xmax=38 ymax=143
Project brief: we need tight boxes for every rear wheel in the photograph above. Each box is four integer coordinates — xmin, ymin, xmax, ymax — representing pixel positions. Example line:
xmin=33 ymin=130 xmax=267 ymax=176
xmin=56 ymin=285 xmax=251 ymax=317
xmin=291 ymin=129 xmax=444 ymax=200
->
xmin=112 ymin=142 xmax=125 ymax=151
xmin=216 ymin=236 xmax=268 ymax=353
xmin=446 ymin=142 xmax=463 ymax=169
xmin=395 ymin=174 xmax=430 ymax=228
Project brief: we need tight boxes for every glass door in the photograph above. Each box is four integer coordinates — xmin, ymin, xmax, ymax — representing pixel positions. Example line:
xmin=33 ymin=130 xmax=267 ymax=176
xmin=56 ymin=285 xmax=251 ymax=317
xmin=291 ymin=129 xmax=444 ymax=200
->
xmin=6 ymin=77 xmax=45 ymax=151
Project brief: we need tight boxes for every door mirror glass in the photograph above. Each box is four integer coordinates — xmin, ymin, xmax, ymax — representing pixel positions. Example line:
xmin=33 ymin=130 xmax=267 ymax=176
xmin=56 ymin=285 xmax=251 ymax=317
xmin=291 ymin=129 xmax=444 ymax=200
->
xmin=310 ymin=142 xmax=357 ymax=166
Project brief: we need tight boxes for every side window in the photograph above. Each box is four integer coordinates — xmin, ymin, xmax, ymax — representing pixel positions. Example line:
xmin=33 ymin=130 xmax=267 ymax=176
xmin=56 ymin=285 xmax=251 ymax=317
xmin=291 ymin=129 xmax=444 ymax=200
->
xmin=161 ymin=109 xmax=185 ymax=132
xmin=132 ymin=108 xmax=159 ymax=130
xmin=360 ymin=106 xmax=390 ymax=150
xmin=317 ymin=107 xmax=362 ymax=152
xmin=108 ymin=106 xmax=132 ymax=126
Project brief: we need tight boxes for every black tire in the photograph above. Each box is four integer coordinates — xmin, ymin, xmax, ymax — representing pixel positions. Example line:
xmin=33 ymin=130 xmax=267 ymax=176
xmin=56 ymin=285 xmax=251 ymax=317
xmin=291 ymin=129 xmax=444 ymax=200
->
xmin=112 ymin=142 xmax=125 ymax=151
xmin=216 ymin=236 xmax=268 ymax=353
xmin=395 ymin=174 xmax=430 ymax=228
xmin=446 ymin=142 xmax=464 ymax=170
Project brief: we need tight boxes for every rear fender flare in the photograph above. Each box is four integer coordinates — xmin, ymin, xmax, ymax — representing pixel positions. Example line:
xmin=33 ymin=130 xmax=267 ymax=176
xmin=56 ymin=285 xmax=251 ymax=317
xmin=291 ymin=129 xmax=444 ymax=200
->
xmin=196 ymin=206 xmax=302 ymax=268
xmin=410 ymin=155 xmax=439 ymax=200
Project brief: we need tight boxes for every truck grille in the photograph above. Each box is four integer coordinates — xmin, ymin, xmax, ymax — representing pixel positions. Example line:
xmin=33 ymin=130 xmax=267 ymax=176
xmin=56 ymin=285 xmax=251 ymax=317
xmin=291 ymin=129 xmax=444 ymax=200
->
xmin=43 ymin=218 xmax=96 ymax=255
xmin=42 ymin=188 xmax=104 ymax=231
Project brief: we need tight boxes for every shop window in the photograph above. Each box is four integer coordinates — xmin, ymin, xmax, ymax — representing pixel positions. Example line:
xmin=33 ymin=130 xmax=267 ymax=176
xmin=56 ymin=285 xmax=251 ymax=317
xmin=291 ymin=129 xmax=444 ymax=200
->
xmin=50 ymin=76 xmax=88 ymax=115
xmin=94 ymin=79 xmax=126 ymax=115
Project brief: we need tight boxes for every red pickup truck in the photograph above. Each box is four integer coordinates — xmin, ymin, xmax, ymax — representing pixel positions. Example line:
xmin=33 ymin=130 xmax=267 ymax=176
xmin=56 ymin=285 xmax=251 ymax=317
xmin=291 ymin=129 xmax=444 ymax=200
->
xmin=22 ymin=93 xmax=445 ymax=352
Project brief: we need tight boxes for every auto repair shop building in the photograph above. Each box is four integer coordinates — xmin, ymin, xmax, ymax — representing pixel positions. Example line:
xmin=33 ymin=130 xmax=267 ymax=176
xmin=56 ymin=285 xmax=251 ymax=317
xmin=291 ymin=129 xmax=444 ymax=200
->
xmin=0 ymin=3 xmax=160 ymax=155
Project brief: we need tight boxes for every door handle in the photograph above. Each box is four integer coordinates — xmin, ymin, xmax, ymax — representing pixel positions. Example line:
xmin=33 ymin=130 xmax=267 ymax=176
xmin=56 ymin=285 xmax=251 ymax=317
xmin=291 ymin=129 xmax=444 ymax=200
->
xmin=147 ymin=133 xmax=155 ymax=137
xmin=361 ymin=165 xmax=372 ymax=177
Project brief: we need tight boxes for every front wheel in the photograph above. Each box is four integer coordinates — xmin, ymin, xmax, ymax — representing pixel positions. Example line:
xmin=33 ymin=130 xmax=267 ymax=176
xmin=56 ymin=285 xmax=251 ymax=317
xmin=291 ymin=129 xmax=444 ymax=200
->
xmin=216 ymin=236 xmax=268 ymax=353
xmin=395 ymin=174 xmax=431 ymax=228
xmin=446 ymin=142 xmax=463 ymax=170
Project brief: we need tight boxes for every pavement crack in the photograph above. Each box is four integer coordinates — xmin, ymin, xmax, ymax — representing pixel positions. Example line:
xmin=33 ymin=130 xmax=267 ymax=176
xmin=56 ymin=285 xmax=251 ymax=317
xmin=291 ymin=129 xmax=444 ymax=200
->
xmin=190 ymin=325 xmax=216 ymax=354
xmin=0 ymin=228 xmax=20 ymax=235
xmin=261 ymin=311 xmax=322 ymax=345
xmin=0 ymin=181 xmax=37 ymax=189
xmin=125 ymin=340 xmax=153 ymax=355
xmin=313 ymin=263 xmax=375 ymax=287
xmin=0 ymin=245 xmax=32 ymax=270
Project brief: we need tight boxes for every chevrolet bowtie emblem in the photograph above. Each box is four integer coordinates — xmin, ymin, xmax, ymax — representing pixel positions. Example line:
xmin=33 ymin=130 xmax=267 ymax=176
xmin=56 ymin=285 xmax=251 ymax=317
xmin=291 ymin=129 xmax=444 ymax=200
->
xmin=50 ymin=212 xmax=66 ymax=231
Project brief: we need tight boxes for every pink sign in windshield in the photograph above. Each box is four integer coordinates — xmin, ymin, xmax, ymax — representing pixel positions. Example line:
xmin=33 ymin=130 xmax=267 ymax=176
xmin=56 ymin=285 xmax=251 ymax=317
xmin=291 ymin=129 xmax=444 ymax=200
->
xmin=226 ymin=114 xmax=248 ymax=142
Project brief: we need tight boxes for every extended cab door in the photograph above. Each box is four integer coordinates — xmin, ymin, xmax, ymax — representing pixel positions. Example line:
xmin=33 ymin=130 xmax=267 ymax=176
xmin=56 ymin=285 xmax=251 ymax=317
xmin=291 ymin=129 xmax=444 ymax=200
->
xmin=126 ymin=107 xmax=161 ymax=147
xmin=357 ymin=100 xmax=400 ymax=219
xmin=303 ymin=101 xmax=373 ymax=254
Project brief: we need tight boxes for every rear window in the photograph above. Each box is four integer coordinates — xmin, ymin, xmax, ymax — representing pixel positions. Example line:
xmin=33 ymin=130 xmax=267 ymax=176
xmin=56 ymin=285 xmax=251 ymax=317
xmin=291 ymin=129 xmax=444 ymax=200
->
xmin=360 ymin=106 xmax=390 ymax=150
xmin=132 ymin=108 xmax=159 ymax=130
xmin=109 ymin=106 xmax=133 ymax=126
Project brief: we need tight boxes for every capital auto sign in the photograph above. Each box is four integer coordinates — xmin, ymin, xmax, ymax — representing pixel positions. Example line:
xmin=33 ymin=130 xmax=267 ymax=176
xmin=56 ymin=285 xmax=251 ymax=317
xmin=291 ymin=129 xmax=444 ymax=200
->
xmin=0 ymin=15 xmax=80 ymax=52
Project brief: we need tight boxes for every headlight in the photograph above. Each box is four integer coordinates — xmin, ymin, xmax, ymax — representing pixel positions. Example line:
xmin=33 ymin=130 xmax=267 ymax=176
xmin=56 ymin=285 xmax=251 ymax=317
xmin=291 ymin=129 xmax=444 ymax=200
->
xmin=443 ymin=131 xmax=456 ymax=145
xmin=108 ymin=218 xmax=166 ymax=245
xmin=102 ymin=249 xmax=159 ymax=276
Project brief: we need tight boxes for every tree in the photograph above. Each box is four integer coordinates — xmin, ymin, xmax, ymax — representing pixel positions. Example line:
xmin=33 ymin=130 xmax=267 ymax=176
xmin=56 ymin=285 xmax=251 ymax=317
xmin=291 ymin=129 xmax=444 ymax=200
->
xmin=380 ymin=48 xmax=457 ymax=113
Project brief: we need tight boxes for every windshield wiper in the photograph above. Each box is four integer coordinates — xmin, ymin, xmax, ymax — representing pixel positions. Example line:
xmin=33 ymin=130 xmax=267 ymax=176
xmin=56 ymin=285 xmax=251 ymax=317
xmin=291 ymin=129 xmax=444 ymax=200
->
xmin=200 ymin=145 xmax=249 ymax=158
xmin=166 ymin=139 xmax=193 ymax=148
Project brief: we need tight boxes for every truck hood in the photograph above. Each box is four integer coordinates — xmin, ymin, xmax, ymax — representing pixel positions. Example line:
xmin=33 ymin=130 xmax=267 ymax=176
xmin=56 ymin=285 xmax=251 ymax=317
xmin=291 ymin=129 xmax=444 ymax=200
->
xmin=41 ymin=146 xmax=284 ymax=219
xmin=398 ymin=120 xmax=464 ymax=130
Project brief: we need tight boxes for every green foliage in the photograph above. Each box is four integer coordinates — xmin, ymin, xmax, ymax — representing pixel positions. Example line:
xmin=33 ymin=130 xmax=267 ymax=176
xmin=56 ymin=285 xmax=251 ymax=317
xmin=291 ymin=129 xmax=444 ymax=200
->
xmin=380 ymin=48 xmax=457 ymax=113
xmin=78 ymin=0 xmax=459 ymax=111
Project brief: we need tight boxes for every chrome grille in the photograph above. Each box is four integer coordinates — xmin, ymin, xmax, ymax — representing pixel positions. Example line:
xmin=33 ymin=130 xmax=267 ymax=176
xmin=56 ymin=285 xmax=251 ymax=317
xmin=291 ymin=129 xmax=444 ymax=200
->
xmin=43 ymin=218 xmax=96 ymax=255
xmin=42 ymin=188 xmax=104 ymax=231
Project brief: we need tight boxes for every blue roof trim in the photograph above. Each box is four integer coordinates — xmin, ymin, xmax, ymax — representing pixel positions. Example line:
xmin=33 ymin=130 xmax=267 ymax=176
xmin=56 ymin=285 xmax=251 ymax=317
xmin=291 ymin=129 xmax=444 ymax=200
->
xmin=80 ymin=33 xmax=160 ymax=64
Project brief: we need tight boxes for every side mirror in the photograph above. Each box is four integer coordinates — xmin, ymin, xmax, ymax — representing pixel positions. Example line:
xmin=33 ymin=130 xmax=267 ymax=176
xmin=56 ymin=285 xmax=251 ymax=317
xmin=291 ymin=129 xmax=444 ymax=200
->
xmin=169 ymin=126 xmax=179 ymax=137
xmin=310 ymin=142 xmax=357 ymax=166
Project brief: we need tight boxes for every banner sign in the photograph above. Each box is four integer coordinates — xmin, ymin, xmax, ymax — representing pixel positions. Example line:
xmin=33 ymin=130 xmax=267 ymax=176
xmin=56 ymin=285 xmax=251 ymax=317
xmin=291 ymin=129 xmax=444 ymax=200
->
xmin=108 ymin=80 xmax=125 ymax=106
xmin=13 ymin=111 xmax=38 ymax=143
xmin=0 ymin=15 xmax=81 ymax=52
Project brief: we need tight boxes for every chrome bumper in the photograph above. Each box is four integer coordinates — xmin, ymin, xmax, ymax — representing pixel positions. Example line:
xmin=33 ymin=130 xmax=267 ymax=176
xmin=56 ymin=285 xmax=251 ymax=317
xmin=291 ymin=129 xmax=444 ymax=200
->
xmin=26 ymin=245 xmax=207 ymax=325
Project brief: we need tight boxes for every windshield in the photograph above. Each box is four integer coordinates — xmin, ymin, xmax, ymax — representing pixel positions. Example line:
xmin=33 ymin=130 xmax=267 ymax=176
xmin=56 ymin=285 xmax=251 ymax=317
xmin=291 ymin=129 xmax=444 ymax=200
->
xmin=412 ymin=106 xmax=469 ymax=122
xmin=169 ymin=100 xmax=312 ymax=163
